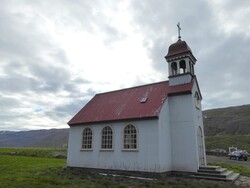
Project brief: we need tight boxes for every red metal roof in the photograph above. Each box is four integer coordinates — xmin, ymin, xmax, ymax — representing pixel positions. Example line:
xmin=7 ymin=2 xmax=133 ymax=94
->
xmin=68 ymin=80 xmax=194 ymax=126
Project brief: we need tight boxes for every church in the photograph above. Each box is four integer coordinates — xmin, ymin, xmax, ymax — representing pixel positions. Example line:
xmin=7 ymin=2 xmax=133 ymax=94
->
xmin=67 ymin=31 xmax=207 ymax=174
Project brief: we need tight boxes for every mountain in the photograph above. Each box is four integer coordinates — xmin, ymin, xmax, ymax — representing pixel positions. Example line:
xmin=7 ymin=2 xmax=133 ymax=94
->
xmin=0 ymin=128 xmax=68 ymax=148
xmin=0 ymin=104 xmax=249 ymax=148
xmin=203 ymin=104 xmax=250 ymax=136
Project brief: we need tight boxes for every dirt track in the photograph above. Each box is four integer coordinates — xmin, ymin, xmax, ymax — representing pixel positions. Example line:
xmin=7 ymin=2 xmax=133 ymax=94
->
xmin=207 ymin=155 xmax=250 ymax=168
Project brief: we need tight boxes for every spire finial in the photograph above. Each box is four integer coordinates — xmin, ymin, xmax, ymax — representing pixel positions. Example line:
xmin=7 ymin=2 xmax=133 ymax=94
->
xmin=177 ymin=22 xmax=181 ymax=40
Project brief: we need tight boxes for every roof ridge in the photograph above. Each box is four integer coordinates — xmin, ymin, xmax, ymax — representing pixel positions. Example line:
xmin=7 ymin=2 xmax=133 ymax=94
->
xmin=96 ymin=80 xmax=169 ymax=96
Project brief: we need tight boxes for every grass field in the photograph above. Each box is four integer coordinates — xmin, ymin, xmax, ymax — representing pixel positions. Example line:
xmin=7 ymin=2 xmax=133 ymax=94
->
xmin=0 ymin=147 xmax=67 ymax=158
xmin=205 ymin=135 xmax=250 ymax=152
xmin=0 ymin=148 xmax=244 ymax=188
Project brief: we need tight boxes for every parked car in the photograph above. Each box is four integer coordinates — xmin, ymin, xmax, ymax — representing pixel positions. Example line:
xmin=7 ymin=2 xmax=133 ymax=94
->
xmin=228 ymin=150 xmax=248 ymax=161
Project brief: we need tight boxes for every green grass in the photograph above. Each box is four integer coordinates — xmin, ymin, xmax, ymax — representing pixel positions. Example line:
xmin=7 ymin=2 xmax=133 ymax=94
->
xmin=0 ymin=154 xmax=239 ymax=188
xmin=0 ymin=147 xmax=67 ymax=158
xmin=205 ymin=135 xmax=250 ymax=152
xmin=0 ymin=155 xmax=67 ymax=188
xmin=0 ymin=148 xmax=243 ymax=187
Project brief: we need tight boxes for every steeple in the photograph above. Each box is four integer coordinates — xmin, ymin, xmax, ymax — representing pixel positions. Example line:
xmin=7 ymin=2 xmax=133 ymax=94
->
xmin=164 ymin=24 xmax=197 ymax=86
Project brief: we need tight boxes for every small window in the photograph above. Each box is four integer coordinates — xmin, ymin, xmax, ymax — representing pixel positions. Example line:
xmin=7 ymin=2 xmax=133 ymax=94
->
xmin=195 ymin=93 xmax=201 ymax=109
xmin=101 ymin=126 xmax=113 ymax=149
xmin=171 ymin=62 xmax=177 ymax=75
xmin=140 ymin=97 xmax=147 ymax=103
xmin=123 ymin=124 xmax=137 ymax=150
xmin=180 ymin=60 xmax=186 ymax=74
xmin=191 ymin=63 xmax=195 ymax=75
xmin=82 ymin=128 xmax=92 ymax=149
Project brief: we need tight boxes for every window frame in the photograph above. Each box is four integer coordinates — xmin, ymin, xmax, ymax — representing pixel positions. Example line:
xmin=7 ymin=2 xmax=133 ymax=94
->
xmin=100 ymin=126 xmax=114 ymax=151
xmin=195 ymin=92 xmax=201 ymax=109
xmin=122 ymin=124 xmax=138 ymax=151
xmin=81 ymin=127 xmax=93 ymax=151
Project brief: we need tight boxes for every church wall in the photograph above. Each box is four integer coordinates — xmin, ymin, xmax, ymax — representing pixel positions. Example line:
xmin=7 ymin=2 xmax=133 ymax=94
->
xmin=67 ymin=119 xmax=164 ymax=172
xmin=169 ymin=73 xmax=192 ymax=86
xmin=168 ymin=93 xmax=199 ymax=172
xmin=191 ymin=82 xmax=207 ymax=166
xmin=158 ymin=99 xmax=172 ymax=171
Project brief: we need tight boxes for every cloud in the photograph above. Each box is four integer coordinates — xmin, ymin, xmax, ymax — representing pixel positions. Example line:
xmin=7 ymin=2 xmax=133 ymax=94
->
xmin=198 ymin=33 xmax=250 ymax=108
xmin=1 ymin=0 xmax=250 ymax=131
xmin=0 ymin=1 xmax=101 ymax=131
xmin=129 ymin=0 xmax=250 ymax=110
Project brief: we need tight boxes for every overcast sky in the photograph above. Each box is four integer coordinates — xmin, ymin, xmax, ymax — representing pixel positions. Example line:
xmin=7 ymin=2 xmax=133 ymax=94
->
xmin=1 ymin=0 xmax=250 ymax=131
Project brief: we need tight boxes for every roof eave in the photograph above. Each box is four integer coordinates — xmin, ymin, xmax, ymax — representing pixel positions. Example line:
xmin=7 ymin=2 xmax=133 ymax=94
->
xmin=168 ymin=90 xmax=192 ymax=97
xmin=165 ymin=51 xmax=197 ymax=62
xmin=68 ymin=116 xmax=159 ymax=126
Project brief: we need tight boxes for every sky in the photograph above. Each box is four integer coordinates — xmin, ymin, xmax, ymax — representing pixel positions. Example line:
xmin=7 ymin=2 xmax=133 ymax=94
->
xmin=1 ymin=0 xmax=250 ymax=131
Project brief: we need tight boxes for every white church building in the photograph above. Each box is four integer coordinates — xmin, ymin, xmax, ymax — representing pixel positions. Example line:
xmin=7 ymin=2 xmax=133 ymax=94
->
xmin=67 ymin=36 xmax=207 ymax=174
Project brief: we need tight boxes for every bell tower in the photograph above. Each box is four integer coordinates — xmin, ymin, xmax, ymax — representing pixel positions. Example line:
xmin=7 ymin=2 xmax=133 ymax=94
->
xmin=164 ymin=24 xmax=206 ymax=171
xmin=165 ymin=23 xmax=197 ymax=86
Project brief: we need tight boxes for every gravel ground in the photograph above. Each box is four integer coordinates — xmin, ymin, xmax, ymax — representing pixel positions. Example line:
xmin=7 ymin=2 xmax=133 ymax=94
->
xmin=207 ymin=155 xmax=250 ymax=168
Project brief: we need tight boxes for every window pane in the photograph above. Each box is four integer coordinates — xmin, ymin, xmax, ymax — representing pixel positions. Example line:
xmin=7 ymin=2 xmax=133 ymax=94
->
xmin=101 ymin=126 xmax=113 ymax=149
xmin=82 ymin=128 xmax=92 ymax=149
xmin=123 ymin=125 xmax=137 ymax=149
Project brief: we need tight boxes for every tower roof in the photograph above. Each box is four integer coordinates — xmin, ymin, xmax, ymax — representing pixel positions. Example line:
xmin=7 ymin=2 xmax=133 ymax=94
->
xmin=165 ymin=39 xmax=196 ymax=60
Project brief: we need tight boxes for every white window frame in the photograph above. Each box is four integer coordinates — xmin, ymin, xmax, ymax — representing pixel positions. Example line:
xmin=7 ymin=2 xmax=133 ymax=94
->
xmin=195 ymin=92 xmax=201 ymax=109
xmin=81 ymin=127 xmax=93 ymax=151
xmin=122 ymin=124 xmax=138 ymax=151
xmin=100 ymin=126 xmax=114 ymax=151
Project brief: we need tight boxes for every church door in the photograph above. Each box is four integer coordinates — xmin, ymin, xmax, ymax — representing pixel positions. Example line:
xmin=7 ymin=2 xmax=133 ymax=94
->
xmin=197 ymin=126 xmax=205 ymax=166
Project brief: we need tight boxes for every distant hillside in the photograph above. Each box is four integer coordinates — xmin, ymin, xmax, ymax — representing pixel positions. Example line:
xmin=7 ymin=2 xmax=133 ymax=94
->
xmin=0 ymin=104 xmax=250 ymax=148
xmin=203 ymin=104 xmax=250 ymax=136
xmin=0 ymin=129 xmax=68 ymax=148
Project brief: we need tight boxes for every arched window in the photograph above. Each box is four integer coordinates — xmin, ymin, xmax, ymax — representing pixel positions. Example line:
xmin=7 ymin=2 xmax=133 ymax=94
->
xmin=180 ymin=60 xmax=186 ymax=74
xmin=82 ymin=128 xmax=92 ymax=149
xmin=171 ymin=62 xmax=177 ymax=75
xmin=101 ymin=126 xmax=113 ymax=149
xmin=190 ymin=61 xmax=194 ymax=75
xmin=189 ymin=61 xmax=192 ymax=74
xmin=123 ymin=124 xmax=137 ymax=149
xmin=195 ymin=92 xmax=201 ymax=109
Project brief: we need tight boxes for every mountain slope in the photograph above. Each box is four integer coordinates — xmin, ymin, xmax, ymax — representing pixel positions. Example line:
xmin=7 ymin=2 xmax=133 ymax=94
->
xmin=203 ymin=104 xmax=250 ymax=136
xmin=0 ymin=129 xmax=68 ymax=148
xmin=0 ymin=104 xmax=250 ymax=148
